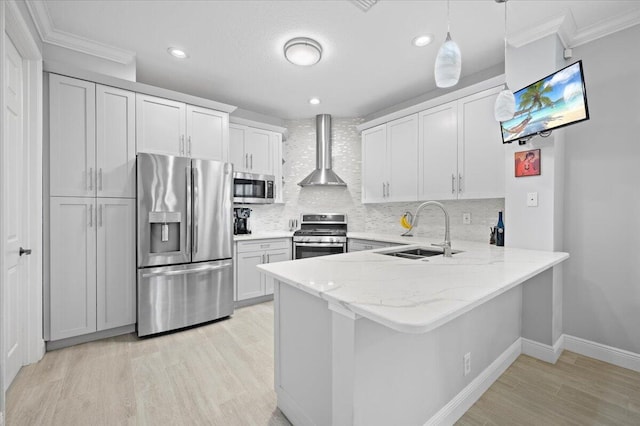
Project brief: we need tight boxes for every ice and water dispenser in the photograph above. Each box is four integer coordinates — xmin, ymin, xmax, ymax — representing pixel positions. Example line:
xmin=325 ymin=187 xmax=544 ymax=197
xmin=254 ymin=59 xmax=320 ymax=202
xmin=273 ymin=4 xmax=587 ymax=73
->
xmin=148 ymin=211 xmax=182 ymax=253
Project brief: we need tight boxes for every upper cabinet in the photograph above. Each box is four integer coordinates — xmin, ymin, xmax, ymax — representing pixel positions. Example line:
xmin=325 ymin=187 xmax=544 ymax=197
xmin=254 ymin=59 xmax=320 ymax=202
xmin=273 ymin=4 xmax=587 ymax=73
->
xmin=229 ymin=124 xmax=280 ymax=176
xmin=362 ymin=114 xmax=418 ymax=203
xmin=136 ymin=94 xmax=229 ymax=161
xmin=49 ymin=75 xmax=136 ymax=198
xmin=419 ymin=88 xmax=504 ymax=200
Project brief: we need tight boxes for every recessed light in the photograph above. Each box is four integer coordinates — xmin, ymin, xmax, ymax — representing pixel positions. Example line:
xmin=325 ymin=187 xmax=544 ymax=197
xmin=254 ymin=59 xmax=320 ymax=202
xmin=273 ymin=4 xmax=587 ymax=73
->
xmin=309 ymin=97 xmax=321 ymax=105
xmin=167 ymin=47 xmax=188 ymax=59
xmin=284 ymin=37 xmax=322 ymax=66
xmin=412 ymin=35 xmax=433 ymax=47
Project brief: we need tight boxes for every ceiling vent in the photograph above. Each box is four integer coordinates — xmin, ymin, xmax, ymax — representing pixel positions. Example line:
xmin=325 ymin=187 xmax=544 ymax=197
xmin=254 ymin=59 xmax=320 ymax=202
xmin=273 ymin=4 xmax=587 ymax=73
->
xmin=351 ymin=0 xmax=378 ymax=12
xmin=298 ymin=115 xmax=347 ymax=187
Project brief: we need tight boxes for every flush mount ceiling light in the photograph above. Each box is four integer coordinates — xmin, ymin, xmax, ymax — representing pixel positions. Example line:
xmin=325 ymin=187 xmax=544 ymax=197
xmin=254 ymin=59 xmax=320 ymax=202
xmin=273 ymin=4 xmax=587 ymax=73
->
xmin=167 ymin=47 xmax=188 ymax=59
xmin=434 ymin=0 xmax=461 ymax=88
xmin=309 ymin=97 xmax=321 ymax=105
xmin=494 ymin=0 xmax=516 ymax=122
xmin=284 ymin=37 xmax=322 ymax=66
xmin=412 ymin=35 xmax=433 ymax=47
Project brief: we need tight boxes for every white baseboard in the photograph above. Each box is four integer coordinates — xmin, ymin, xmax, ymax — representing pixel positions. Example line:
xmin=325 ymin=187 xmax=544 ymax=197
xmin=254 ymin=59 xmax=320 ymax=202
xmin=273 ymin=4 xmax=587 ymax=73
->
xmin=564 ymin=335 xmax=640 ymax=373
xmin=276 ymin=388 xmax=315 ymax=426
xmin=521 ymin=335 xmax=564 ymax=364
xmin=425 ymin=338 xmax=522 ymax=426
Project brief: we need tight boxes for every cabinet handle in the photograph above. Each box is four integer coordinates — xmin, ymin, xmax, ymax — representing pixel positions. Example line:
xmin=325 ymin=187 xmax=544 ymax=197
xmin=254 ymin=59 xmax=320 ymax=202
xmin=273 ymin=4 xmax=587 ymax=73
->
xmin=88 ymin=204 xmax=93 ymax=228
xmin=382 ymin=182 xmax=386 ymax=197
xmin=250 ymin=154 xmax=253 ymax=170
xmin=88 ymin=168 xmax=93 ymax=191
xmin=266 ymin=254 xmax=270 ymax=263
xmin=99 ymin=204 xmax=103 ymax=227
xmin=245 ymin=153 xmax=249 ymax=169
xmin=451 ymin=174 xmax=456 ymax=194
xmin=188 ymin=136 xmax=192 ymax=157
xmin=98 ymin=168 xmax=103 ymax=191
xmin=386 ymin=182 xmax=390 ymax=198
xmin=458 ymin=173 xmax=463 ymax=193
xmin=262 ymin=254 xmax=266 ymax=263
xmin=180 ymin=135 xmax=185 ymax=155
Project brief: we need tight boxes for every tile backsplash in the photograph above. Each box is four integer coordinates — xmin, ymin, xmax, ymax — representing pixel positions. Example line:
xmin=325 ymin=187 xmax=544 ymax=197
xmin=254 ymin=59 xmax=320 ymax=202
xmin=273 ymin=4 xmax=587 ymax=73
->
xmin=246 ymin=117 xmax=505 ymax=243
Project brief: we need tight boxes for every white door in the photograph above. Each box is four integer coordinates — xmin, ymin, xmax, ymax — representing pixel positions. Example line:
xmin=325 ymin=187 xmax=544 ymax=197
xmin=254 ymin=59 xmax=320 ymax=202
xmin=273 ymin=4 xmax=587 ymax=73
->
xmin=97 ymin=198 xmax=136 ymax=330
xmin=135 ymin=94 xmax=186 ymax=156
xmin=48 ymin=74 xmax=96 ymax=197
xmin=96 ymin=85 xmax=136 ymax=198
xmin=229 ymin=124 xmax=247 ymax=172
xmin=245 ymin=128 xmax=272 ymax=175
xmin=361 ymin=125 xmax=387 ymax=203
xmin=386 ymin=114 xmax=419 ymax=202
xmin=4 ymin=36 xmax=27 ymax=391
xmin=186 ymin=105 xmax=228 ymax=161
xmin=418 ymin=101 xmax=459 ymax=200
xmin=236 ymin=251 xmax=265 ymax=300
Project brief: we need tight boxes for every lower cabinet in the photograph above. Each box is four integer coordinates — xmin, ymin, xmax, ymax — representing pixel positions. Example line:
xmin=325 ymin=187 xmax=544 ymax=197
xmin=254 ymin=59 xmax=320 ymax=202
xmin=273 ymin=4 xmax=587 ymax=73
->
xmin=235 ymin=238 xmax=291 ymax=302
xmin=348 ymin=238 xmax=403 ymax=252
xmin=49 ymin=197 xmax=135 ymax=341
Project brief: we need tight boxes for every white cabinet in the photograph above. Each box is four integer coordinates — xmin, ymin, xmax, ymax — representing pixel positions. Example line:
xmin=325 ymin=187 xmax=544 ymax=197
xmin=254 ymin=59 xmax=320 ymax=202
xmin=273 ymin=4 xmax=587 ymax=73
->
xmin=49 ymin=75 xmax=136 ymax=198
xmin=49 ymin=74 xmax=96 ymax=197
xmin=235 ymin=239 xmax=291 ymax=301
xmin=348 ymin=238 xmax=404 ymax=252
xmin=362 ymin=114 xmax=418 ymax=203
xmin=419 ymin=87 xmax=504 ymax=200
xmin=49 ymin=197 xmax=136 ymax=340
xmin=136 ymin=94 xmax=229 ymax=161
xmin=229 ymin=124 xmax=279 ymax=175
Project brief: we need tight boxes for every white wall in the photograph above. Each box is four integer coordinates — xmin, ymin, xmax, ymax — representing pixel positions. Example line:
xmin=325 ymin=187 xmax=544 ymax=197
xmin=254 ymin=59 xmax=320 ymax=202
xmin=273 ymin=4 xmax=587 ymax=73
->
xmin=248 ymin=117 xmax=504 ymax=243
xmin=562 ymin=24 xmax=640 ymax=354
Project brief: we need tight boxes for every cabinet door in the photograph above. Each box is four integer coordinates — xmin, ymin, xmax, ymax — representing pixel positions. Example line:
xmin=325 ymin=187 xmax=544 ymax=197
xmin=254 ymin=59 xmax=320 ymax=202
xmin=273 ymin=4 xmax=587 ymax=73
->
xmin=229 ymin=124 xmax=247 ymax=173
xmin=458 ymin=89 xmax=505 ymax=199
xmin=271 ymin=133 xmax=284 ymax=203
xmin=186 ymin=105 xmax=229 ymax=161
xmin=245 ymin=128 xmax=273 ymax=175
xmin=136 ymin=94 xmax=186 ymax=156
xmin=96 ymin=198 xmax=136 ymax=331
xmin=387 ymin=114 xmax=418 ymax=202
xmin=49 ymin=74 xmax=96 ymax=197
xmin=361 ymin=125 xmax=387 ymax=203
xmin=96 ymin=85 xmax=136 ymax=198
xmin=50 ymin=197 xmax=97 ymax=340
xmin=236 ymin=251 xmax=265 ymax=301
xmin=264 ymin=247 xmax=291 ymax=295
xmin=418 ymin=102 xmax=458 ymax=200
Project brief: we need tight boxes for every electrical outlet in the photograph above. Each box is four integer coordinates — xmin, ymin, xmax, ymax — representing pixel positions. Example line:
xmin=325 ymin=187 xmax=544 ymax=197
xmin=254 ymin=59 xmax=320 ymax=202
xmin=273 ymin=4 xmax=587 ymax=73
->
xmin=463 ymin=352 xmax=471 ymax=376
xmin=527 ymin=192 xmax=538 ymax=207
xmin=462 ymin=213 xmax=471 ymax=225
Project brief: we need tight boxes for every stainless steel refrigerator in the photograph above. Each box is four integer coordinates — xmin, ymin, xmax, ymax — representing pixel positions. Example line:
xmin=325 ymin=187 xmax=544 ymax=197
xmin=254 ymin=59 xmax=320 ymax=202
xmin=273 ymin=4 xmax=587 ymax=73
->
xmin=136 ymin=153 xmax=234 ymax=336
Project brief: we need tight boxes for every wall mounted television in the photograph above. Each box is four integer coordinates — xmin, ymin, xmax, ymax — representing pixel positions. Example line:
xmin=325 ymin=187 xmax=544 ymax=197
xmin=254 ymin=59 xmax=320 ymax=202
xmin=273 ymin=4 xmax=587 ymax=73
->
xmin=500 ymin=60 xmax=590 ymax=144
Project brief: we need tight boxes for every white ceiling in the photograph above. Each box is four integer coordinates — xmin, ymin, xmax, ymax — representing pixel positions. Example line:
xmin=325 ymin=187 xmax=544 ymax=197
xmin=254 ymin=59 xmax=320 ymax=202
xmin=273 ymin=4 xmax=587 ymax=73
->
xmin=31 ymin=0 xmax=640 ymax=119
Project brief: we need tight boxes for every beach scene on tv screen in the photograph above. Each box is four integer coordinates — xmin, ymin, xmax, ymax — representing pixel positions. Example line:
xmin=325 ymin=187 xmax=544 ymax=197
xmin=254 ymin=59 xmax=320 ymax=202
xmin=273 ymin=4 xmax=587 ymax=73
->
xmin=501 ymin=62 xmax=588 ymax=143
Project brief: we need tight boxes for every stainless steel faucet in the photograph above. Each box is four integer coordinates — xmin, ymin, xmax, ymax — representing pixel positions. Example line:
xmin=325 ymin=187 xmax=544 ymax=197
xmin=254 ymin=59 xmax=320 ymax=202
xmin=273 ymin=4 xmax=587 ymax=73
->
xmin=402 ymin=201 xmax=452 ymax=257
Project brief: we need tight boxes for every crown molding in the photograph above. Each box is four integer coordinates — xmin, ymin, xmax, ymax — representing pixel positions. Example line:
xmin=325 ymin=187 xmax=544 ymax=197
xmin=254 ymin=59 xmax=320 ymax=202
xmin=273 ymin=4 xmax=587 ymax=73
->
xmin=509 ymin=8 xmax=640 ymax=50
xmin=25 ymin=0 xmax=136 ymax=65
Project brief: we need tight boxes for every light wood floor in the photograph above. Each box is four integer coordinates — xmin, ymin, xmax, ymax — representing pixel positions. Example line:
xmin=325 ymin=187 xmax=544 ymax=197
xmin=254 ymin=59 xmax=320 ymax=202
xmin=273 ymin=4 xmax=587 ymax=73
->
xmin=7 ymin=302 xmax=640 ymax=425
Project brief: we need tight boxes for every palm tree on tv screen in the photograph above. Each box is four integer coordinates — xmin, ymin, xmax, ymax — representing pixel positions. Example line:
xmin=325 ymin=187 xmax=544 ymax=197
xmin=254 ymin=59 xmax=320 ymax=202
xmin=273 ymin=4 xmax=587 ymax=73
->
xmin=518 ymin=81 xmax=554 ymax=116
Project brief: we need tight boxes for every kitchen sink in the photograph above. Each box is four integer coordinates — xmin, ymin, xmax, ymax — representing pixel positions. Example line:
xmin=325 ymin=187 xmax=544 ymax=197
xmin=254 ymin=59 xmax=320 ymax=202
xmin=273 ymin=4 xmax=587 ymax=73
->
xmin=378 ymin=246 xmax=462 ymax=260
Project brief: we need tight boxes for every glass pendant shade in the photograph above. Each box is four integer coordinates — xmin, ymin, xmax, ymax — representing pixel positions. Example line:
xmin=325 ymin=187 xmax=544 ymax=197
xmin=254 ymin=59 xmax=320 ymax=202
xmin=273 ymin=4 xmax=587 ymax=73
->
xmin=494 ymin=87 xmax=516 ymax=121
xmin=434 ymin=33 xmax=461 ymax=88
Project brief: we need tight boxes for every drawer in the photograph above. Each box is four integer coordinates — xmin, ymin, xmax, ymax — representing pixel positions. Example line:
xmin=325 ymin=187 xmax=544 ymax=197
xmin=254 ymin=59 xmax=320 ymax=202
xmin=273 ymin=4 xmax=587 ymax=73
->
xmin=236 ymin=238 xmax=291 ymax=253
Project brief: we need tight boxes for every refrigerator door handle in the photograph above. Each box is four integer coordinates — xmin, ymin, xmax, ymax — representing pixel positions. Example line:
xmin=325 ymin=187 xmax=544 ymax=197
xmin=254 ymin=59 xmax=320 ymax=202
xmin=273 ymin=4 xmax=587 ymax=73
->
xmin=186 ymin=166 xmax=192 ymax=256
xmin=193 ymin=167 xmax=199 ymax=254
xmin=141 ymin=262 xmax=232 ymax=278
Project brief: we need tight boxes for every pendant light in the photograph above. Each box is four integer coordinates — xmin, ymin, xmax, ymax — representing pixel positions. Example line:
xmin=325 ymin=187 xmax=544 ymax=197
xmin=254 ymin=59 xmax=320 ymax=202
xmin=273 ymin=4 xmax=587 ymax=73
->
xmin=434 ymin=0 xmax=461 ymax=88
xmin=494 ymin=0 xmax=516 ymax=122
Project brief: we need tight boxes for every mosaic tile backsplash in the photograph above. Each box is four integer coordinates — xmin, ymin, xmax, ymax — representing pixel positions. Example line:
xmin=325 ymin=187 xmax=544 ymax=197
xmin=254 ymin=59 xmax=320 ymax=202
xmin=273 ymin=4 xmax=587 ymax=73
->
xmin=246 ymin=117 xmax=505 ymax=243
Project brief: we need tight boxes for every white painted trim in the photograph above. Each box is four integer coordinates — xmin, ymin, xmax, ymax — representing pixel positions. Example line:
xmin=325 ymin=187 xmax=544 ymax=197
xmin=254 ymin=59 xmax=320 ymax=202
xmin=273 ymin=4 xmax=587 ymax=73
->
xmin=521 ymin=335 xmax=564 ymax=364
xmin=356 ymin=76 xmax=505 ymax=132
xmin=425 ymin=338 xmax=522 ymax=426
xmin=570 ymin=8 xmax=640 ymax=48
xmin=564 ymin=335 xmax=640 ymax=373
xmin=229 ymin=116 xmax=287 ymax=135
xmin=25 ymin=0 xmax=135 ymax=65
xmin=509 ymin=16 xmax=568 ymax=49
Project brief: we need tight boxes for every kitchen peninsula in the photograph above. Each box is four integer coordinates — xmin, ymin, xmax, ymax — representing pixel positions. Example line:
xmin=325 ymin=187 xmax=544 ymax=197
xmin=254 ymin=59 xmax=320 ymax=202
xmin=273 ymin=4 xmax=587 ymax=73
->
xmin=258 ymin=237 xmax=568 ymax=425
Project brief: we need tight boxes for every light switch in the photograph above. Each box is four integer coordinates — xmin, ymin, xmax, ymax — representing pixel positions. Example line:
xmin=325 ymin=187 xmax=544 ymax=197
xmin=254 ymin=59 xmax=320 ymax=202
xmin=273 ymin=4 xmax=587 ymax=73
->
xmin=527 ymin=192 xmax=538 ymax=207
xmin=462 ymin=213 xmax=471 ymax=225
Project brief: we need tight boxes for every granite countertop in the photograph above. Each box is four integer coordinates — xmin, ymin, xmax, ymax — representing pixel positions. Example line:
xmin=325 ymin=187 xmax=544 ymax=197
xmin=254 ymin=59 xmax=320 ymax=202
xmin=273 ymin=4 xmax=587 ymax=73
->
xmin=257 ymin=238 xmax=569 ymax=334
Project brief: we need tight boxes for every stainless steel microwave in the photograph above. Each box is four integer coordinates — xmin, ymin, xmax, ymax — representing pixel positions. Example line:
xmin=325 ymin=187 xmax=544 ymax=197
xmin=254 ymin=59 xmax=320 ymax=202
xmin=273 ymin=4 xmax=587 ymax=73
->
xmin=233 ymin=172 xmax=275 ymax=204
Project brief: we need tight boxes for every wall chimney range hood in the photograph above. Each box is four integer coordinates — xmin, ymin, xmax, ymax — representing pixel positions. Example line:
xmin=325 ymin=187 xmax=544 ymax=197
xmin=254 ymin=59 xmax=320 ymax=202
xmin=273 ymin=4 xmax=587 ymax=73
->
xmin=298 ymin=114 xmax=347 ymax=187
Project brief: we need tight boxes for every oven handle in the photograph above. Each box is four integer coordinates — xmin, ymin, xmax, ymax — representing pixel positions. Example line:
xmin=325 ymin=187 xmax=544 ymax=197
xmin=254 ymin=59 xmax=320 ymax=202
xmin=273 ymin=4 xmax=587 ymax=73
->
xmin=295 ymin=242 xmax=346 ymax=248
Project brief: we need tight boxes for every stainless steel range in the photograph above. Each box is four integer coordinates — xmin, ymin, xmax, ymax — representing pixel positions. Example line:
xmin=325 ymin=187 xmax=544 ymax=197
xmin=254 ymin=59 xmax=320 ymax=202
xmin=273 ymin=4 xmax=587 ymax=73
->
xmin=293 ymin=213 xmax=347 ymax=259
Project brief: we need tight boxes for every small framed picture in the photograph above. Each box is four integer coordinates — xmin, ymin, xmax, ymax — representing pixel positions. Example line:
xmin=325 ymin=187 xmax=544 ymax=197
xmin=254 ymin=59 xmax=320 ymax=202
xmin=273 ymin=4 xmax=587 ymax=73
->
xmin=515 ymin=149 xmax=541 ymax=177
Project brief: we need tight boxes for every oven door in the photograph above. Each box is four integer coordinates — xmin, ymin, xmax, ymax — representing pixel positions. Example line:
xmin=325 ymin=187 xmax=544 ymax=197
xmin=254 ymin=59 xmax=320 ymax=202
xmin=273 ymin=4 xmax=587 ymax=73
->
xmin=294 ymin=242 xmax=346 ymax=260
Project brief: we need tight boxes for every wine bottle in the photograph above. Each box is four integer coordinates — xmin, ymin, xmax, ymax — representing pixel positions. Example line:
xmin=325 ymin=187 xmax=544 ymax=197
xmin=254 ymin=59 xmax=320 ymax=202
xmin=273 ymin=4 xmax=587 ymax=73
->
xmin=496 ymin=211 xmax=505 ymax=247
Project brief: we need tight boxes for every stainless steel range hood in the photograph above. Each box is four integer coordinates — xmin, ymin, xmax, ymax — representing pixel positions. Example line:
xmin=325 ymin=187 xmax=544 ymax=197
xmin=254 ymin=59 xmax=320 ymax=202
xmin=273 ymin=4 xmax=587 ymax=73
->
xmin=298 ymin=114 xmax=347 ymax=187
